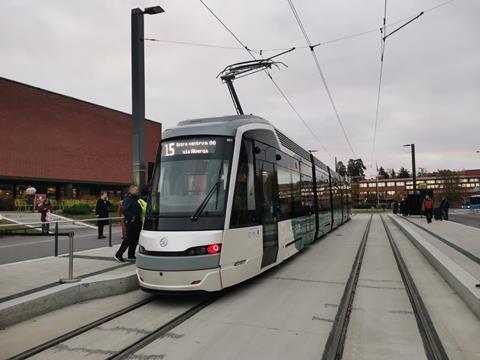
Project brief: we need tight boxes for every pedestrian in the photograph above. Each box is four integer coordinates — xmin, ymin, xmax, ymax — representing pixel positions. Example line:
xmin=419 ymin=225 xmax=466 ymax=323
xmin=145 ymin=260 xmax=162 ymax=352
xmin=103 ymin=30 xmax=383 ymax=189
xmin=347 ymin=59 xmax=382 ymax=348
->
xmin=25 ymin=185 xmax=36 ymax=212
xmin=393 ymin=201 xmax=399 ymax=214
xmin=95 ymin=191 xmax=111 ymax=239
xmin=38 ymin=198 xmax=52 ymax=234
xmin=441 ymin=197 xmax=450 ymax=220
xmin=423 ymin=195 xmax=434 ymax=224
xmin=115 ymin=184 xmax=142 ymax=262
xmin=118 ymin=200 xmax=126 ymax=240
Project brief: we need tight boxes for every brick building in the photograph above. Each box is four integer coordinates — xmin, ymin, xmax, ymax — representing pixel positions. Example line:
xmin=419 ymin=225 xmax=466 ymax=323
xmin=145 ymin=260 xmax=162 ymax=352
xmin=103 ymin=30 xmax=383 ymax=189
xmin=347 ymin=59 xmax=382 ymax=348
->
xmin=0 ymin=77 xmax=161 ymax=209
xmin=355 ymin=169 xmax=480 ymax=207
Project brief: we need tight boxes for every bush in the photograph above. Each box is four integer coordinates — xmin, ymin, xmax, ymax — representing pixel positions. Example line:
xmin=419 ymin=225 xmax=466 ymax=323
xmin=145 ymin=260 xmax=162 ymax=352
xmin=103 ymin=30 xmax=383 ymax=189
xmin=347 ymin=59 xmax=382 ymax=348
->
xmin=62 ymin=203 xmax=94 ymax=215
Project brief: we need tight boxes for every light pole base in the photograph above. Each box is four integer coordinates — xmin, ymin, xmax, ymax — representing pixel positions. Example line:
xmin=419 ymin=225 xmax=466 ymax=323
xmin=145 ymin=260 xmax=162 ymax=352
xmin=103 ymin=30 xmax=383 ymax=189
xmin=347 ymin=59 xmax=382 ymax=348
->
xmin=59 ymin=278 xmax=81 ymax=284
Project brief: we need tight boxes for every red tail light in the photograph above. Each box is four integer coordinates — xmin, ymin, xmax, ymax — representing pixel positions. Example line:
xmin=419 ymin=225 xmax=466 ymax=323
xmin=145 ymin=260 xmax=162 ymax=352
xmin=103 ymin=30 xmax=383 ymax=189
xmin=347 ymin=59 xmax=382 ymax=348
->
xmin=207 ymin=243 xmax=221 ymax=254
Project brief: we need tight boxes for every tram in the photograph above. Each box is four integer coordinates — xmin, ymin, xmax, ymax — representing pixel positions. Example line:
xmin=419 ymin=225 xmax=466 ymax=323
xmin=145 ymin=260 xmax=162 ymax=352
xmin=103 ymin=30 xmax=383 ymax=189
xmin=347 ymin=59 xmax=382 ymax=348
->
xmin=137 ymin=115 xmax=351 ymax=292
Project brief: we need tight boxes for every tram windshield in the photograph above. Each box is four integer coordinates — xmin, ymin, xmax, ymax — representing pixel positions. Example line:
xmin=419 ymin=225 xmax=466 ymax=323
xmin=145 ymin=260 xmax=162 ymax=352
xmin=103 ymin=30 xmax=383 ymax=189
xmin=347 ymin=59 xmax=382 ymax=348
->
xmin=149 ymin=136 xmax=234 ymax=223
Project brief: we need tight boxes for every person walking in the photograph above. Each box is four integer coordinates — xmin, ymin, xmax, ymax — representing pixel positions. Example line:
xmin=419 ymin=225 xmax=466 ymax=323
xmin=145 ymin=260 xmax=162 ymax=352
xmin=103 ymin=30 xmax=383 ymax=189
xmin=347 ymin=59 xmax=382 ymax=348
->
xmin=95 ymin=191 xmax=111 ymax=239
xmin=441 ymin=197 xmax=450 ymax=220
xmin=423 ymin=195 xmax=434 ymax=224
xmin=38 ymin=199 xmax=52 ymax=234
xmin=115 ymin=185 xmax=142 ymax=262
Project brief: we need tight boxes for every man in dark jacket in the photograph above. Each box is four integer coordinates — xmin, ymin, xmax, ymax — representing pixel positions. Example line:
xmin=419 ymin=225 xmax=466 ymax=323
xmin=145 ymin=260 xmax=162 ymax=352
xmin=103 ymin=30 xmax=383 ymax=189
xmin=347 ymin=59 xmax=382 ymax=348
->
xmin=95 ymin=191 xmax=111 ymax=239
xmin=115 ymin=184 xmax=141 ymax=262
xmin=441 ymin=197 xmax=450 ymax=220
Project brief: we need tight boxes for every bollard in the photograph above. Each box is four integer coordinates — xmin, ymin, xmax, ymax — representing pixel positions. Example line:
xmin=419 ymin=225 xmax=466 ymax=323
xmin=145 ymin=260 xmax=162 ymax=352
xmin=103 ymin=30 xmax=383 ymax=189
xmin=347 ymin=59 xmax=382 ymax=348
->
xmin=54 ymin=222 xmax=59 ymax=256
xmin=108 ymin=219 xmax=112 ymax=247
xmin=60 ymin=232 xmax=80 ymax=283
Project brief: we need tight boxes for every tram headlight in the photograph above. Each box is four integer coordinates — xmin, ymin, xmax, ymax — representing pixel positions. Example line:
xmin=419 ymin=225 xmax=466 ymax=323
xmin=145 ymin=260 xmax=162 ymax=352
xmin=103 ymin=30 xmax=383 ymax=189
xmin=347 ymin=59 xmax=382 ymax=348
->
xmin=139 ymin=245 xmax=146 ymax=254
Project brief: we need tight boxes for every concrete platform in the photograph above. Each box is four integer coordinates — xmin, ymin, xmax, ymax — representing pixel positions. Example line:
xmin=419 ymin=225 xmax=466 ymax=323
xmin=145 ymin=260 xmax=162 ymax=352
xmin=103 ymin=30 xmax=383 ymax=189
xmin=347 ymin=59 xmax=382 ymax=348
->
xmin=391 ymin=215 xmax=480 ymax=319
xmin=0 ymin=246 xmax=137 ymax=328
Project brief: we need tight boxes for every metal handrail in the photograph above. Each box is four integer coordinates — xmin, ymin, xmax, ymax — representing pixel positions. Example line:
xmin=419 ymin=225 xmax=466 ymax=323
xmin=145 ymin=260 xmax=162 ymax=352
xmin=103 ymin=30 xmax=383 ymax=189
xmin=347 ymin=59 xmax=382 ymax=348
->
xmin=0 ymin=216 xmax=123 ymax=228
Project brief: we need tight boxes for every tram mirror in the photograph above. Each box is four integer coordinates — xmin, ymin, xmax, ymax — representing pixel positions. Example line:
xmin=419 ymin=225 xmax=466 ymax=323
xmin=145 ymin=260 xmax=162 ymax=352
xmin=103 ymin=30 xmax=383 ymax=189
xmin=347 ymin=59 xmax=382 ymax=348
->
xmin=254 ymin=146 xmax=261 ymax=154
xmin=276 ymin=154 xmax=282 ymax=161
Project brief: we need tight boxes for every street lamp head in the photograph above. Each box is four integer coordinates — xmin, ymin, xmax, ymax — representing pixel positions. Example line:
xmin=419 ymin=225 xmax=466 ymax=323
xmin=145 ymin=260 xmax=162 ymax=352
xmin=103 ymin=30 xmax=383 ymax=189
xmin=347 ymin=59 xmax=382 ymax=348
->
xmin=402 ymin=144 xmax=411 ymax=147
xmin=144 ymin=6 xmax=165 ymax=15
xmin=308 ymin=149 xmax=319 ymax=153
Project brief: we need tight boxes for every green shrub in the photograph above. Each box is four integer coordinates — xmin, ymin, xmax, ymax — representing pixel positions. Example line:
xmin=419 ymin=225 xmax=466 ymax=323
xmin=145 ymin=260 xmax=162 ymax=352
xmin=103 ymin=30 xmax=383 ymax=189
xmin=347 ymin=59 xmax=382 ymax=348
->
xmin=62 ymin=203 xmax=94 ymax=215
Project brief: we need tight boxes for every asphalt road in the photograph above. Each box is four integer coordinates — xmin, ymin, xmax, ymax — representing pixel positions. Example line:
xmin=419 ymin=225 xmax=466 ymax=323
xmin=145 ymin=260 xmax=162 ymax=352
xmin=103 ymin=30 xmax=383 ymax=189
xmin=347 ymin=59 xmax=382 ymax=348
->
xmin=448 ymin=211 xmax=480 ymax=229
xmin=0 ymin=227 xmax=123 ymax=265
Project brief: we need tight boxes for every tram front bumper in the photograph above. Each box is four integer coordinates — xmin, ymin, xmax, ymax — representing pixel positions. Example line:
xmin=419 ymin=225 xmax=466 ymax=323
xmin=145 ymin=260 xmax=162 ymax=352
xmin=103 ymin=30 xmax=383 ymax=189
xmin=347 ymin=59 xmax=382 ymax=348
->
xmin=136 ymin=267 xmax=222 ymax=292
xmin=136 ymin=253 xmax=222 ymax=292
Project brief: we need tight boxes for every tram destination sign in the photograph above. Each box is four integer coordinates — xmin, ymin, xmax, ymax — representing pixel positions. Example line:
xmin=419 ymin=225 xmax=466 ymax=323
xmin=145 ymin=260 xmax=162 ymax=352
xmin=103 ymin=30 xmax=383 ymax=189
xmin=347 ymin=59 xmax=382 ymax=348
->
xmin=162 ymin=138 xmax=218 ymax=157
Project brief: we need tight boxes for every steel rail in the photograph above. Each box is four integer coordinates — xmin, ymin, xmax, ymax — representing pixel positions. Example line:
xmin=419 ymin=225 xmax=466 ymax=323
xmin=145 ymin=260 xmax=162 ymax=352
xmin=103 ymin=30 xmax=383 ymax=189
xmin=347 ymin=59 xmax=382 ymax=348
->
xmin=7 ymin=296 xmax=157 ymax=360
xmin=322 ymin=214 xmax=373 ymax=360
xmin=107 ymin=295 xmax=220 ymax=359
xmin=381 ymin=215 xmax=449 ymax=359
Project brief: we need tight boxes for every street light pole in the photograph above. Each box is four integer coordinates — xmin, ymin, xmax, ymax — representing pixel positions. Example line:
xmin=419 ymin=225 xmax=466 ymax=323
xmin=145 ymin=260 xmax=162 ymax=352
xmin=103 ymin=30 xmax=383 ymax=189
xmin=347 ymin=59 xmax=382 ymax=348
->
xmin=131 ymin=6 xmax=164 ymax=188
xmin=403 ymin=144 xmax=417 ymax=194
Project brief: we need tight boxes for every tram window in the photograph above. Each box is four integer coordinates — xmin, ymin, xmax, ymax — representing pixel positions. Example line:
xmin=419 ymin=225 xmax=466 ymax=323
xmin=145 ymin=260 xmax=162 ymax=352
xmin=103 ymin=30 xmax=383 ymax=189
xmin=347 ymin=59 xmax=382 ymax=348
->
xmin=301 ymin=174 xmax=314 ymax=214
xmin=277 ymin=167 xmax=293 ymax=220
xmin=292 ymin=172 xmax=304 ymax=216
xmin=230 ymin=139 xmax=257 ymax=227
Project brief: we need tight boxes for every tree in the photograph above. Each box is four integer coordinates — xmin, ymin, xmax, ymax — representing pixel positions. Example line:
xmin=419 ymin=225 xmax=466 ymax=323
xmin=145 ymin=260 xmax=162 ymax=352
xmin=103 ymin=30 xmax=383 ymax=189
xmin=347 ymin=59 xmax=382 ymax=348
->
xmin=417 ymin=167 xmax=431 ymax=177
xmin=397 ymin=167 xmax=411 ymax=178
xmin=377 ymin=166 xmax=389 ymax=179
xmin=388 ymin=168 xmax=396 ymax=179
xmin=336 ymin=161 xmax=347 ymax=177
xmin=347 ymin=158 xmax=367 ymax=180
xmin=437 ymin=169 xmax=463 ymax=205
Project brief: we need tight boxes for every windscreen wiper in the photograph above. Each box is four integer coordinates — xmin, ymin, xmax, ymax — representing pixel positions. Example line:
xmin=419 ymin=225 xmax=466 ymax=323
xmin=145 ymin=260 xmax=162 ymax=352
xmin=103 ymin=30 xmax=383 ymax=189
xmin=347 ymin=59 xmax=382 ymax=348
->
xmin=190 ymin=177 xmax=223 ymax=222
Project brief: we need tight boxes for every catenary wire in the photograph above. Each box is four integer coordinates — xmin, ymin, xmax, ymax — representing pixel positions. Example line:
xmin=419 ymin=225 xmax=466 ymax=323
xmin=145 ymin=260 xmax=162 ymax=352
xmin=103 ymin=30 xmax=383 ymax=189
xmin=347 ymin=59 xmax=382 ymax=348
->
xmin=199 ymin=0 xmax=332 ymax=157
xmin=145 ymin=0 xmax=455 ymax=53
xmin=286 ymin=0 xmax=356 ymax=157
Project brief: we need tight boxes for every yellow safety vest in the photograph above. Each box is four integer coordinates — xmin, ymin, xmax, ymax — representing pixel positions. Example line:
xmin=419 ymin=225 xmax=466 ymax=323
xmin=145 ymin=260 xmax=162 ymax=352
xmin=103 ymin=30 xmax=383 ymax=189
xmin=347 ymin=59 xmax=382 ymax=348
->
xmin=138 ymin=198 xmax=147 ymax=222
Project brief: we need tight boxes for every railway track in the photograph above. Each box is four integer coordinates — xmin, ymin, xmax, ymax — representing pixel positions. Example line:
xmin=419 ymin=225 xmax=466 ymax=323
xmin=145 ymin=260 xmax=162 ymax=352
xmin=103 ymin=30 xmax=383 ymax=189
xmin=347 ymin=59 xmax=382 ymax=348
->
xmin=322 ymin=214 xmax=449 ymax=360
xmin=8 ymin=294 xmax=220 ymax=360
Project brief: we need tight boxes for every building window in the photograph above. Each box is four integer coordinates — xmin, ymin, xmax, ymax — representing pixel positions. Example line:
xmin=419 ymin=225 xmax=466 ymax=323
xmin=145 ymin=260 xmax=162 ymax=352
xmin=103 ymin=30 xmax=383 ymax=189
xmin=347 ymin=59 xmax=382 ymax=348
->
xmin=377 ymin=182 xmax=386 ymax=187
xmin=387 ymin=182 xmax=396 ymax=187
xmin=395 ymin=181 xmax=405 ymax=186
xmin=368 ymin=183 xmax=377 ymax=188
xmin=427 ymin=180 xmax=436 ymax=184
xmin=387 ymin=191 xmax=396 ymax=196
xmin=406 ymin=181 xmax=413 ymax=185
xmin=470 ymin=178 xmax=479 ymax=182
xmin=359 ymin=183 xmax=367 ymax=188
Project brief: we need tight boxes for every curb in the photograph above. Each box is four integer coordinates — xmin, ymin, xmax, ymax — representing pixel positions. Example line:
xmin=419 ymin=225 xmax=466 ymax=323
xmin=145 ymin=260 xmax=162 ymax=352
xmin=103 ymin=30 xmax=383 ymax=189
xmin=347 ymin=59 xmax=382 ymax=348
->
xmin=389 ymin=214 xmax=480 ymax=319
xmin=0 ymin=270 xmax=138 ymax=328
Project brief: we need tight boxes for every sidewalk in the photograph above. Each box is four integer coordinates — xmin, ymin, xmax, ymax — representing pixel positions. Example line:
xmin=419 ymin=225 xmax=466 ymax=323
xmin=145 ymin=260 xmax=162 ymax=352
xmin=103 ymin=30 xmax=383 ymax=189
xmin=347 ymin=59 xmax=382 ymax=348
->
xmin=0 ymin=246 xmax=134 ymax=303
xmin=0 ymin=211 xmax=96 ymax=231
xmin=404 ymin=216 xmax=480 ymax=260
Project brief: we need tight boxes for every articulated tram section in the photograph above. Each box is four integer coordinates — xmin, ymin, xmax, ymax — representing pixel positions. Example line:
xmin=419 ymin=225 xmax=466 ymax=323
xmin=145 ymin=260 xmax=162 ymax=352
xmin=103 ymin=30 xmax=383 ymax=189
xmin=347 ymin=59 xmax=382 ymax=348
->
xmin=1 ymin=213 xmax=479 ymax=359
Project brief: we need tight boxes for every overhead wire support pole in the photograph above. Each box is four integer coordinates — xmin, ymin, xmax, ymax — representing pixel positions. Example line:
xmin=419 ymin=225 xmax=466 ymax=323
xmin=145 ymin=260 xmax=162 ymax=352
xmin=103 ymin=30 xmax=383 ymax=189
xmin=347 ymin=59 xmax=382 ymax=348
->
xmin=371 ymin=2 xmax=424 ymax=169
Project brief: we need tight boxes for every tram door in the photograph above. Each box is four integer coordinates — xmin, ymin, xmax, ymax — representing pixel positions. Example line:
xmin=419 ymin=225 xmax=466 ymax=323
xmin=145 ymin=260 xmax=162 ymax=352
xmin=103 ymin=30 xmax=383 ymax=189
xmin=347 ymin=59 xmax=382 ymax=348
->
xmin=258 ymin=161 xmax=279 ymax=268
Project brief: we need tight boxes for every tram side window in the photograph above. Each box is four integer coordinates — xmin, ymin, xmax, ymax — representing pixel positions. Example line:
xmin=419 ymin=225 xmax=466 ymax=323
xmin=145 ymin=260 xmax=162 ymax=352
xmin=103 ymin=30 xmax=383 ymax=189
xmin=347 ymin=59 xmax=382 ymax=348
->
xmin=316 ymin=171 xmax=331 ymax=212
xmin=301 ymin=174 xmax=314 ymax=215
xmin=277 ymin=167 xmax=293 ymax=220
xmin=230 ymin=139 xmax=257 ymax=227
xmin=292 ymin=172 xmax=304 ymax=217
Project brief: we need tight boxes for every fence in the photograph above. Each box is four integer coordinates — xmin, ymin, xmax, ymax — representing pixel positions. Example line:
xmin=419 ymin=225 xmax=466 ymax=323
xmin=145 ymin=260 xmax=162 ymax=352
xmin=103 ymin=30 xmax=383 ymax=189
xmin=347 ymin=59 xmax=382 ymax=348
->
xmin=0 ymin=217 xmax=123 ymax=283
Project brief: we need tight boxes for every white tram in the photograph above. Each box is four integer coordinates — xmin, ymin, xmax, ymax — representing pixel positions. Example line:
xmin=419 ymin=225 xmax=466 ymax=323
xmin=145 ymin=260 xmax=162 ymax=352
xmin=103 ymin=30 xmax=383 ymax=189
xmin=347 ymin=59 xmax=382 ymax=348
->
xmin=136 ymin=115 xmax=351 ymax=292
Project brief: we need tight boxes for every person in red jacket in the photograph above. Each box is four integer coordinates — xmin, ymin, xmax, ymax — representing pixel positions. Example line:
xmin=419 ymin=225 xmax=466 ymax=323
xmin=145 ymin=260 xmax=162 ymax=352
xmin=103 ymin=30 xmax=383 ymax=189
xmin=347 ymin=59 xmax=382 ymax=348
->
xmin=423 ymin=195 xmax=434 ymax=224
xmin=38 ymin=199 xmax=52 ymax=234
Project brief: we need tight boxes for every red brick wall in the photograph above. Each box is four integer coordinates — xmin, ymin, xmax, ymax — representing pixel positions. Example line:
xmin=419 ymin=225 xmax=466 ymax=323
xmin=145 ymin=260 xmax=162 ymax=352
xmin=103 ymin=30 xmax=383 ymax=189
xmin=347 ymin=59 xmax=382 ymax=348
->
xmin=0 ymin=78 xmax=161 ymax=184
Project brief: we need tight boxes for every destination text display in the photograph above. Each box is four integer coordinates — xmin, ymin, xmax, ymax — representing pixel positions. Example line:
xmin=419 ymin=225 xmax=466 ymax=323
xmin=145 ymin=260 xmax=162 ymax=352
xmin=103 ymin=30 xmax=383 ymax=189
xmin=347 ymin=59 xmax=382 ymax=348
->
xmin=162 ymin=138 xmax=218 ymax=157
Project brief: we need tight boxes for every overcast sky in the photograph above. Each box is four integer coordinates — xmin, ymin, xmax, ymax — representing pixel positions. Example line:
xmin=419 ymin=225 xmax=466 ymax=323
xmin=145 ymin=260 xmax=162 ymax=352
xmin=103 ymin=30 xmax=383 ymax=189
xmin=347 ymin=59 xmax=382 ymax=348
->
xmin=1 ymin=0 xmax=479 ymax=176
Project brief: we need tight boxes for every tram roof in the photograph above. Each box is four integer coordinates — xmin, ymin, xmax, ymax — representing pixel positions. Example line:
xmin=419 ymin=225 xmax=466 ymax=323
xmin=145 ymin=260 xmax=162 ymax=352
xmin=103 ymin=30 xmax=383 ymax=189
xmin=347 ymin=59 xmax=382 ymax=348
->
xmin=163 ymin=115 xmax=271 ymax=139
